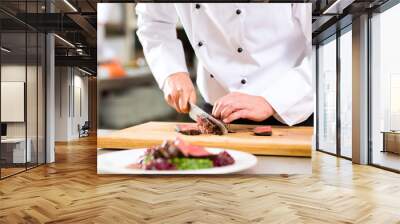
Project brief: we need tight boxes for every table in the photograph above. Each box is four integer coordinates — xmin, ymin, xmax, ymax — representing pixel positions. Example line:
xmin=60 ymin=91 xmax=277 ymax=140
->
xmin=1 ymin=138 xmax=31 ymax=164
xmin=381 ymin=131 xmax=400 ymax=154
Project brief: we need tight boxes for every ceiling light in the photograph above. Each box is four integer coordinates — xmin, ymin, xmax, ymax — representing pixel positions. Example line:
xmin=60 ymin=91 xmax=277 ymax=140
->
xmin=63 ymin=0 xmax=78 ymax=12
xmin=76 ymin=48 xmax=86 ymax=55
xmin=78 ymin=67 xmax=93 ymax=76
xmin=323 ymin=0 xmax=355 ymax=15
xmin=54 ymin=34 xmax=75 ymax=48
xmin=1 ymin=47 xmax=11 ymax=53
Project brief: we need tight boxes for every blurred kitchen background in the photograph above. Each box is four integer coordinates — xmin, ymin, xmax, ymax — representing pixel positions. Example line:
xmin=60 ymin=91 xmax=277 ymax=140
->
xmin=97 ymin=3 xmax=202 ymax=130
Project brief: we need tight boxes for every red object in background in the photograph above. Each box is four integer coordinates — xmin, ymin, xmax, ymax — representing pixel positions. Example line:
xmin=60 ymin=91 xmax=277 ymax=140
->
xmin=253 ymin=126 xmax=273 ymax=136
xmin=99 ymin=59 xmax=126 ymax=78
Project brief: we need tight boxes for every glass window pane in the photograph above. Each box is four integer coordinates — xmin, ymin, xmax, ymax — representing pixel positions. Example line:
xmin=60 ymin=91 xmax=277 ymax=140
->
xmin=371 ymin=3 xmax=400 ymax=171
xmin=1 ymin=31 xmax=28 ymax=177
xmin=26 ymin=0 xmax=41 ymax=169
xmin=27 ymin=31 xmax=38 ymax=169
xmin=340 ymin=29 xmax=352 ymax=158
xmin=1 ymin=0 xmax=46 ymax=178
xmin=38 ymin=32 xmax=46 ymax=165
xmin=318 ymin=37 xmax=337 ymax=154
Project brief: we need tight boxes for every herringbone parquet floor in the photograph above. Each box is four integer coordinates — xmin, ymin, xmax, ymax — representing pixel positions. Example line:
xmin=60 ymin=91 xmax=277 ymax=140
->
xmin=1 ymin=136 xmax=400 ymax=224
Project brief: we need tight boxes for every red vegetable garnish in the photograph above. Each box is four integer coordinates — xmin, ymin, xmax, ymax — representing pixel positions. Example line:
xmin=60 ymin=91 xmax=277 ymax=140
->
xmin=144 ymin=158 xmax=176 ymax=170
xmin=212 ymin=151 xmax=235 ymax=167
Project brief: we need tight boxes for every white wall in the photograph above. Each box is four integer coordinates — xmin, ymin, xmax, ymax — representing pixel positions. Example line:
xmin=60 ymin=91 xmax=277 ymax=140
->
xmin=71 ymin=73 xmax=89 ymax=138
xmin=55 ymin=67 xmax=69 ymax=141
xmin=54 ymin=67 xmax=89 ymax=141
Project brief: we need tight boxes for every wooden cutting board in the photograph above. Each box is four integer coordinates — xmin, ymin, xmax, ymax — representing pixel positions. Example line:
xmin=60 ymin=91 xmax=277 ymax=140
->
xmin=98 ymin=122 xmax=313 ymax=157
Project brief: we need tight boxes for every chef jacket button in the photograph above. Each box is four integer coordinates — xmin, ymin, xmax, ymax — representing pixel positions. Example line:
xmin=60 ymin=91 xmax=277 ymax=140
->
xmin=195 ymin=4 xmax=201 ymax=9
xmin=236 ymin=9 xmax=241 ymax=15
xmin=237 ymin=47 xmax=243 ymax=53
xmin=210 ymin=74 xmax=214 ymax=78
xmin=241 ymin=78 xmax=247 ymax=84
xmin=198 ymin=41 xmax=203 ymax=47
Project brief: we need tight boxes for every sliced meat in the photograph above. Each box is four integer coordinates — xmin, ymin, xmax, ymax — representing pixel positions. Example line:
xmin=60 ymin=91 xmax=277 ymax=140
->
xmin=186 ymin=145 xmax=212 ymax=157
xmin=253 ymin=126 xmax=273 ymax=136
xmin=196 ymin=115 xmax=225 ymax=135
xmin=174 ymin=137 xmax=212 ymax=157
xmin=176 ymin=124 xmax=201 ymax=135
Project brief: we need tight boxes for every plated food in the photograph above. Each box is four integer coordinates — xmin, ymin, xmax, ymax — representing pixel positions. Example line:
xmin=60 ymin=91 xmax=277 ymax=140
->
xmin=137 ymin=138 xmax=235 ymax=170
xmin=98 ymin=146 xmax=257 ymax=174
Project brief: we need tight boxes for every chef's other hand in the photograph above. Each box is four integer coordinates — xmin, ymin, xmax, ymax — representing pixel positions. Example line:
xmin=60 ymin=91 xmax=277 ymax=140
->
xmin=212 ymin=92 xmax=275 ymax=123
xmin=163 ymin=72 xmax=197 ymax=113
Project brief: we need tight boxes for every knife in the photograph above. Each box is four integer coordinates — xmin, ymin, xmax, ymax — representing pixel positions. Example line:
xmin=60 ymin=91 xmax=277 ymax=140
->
xmin=189 ymin=102 xmax=229 ymax=135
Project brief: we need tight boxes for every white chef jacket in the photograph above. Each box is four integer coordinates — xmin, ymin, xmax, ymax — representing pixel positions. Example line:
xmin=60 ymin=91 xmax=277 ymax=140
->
xmin=136 ymin=3 xmax=313 ymax=126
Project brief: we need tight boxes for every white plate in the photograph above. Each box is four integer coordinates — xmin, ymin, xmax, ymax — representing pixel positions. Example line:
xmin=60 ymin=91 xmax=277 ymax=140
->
xmin=98 ymin=148 xmax=257 ymax=174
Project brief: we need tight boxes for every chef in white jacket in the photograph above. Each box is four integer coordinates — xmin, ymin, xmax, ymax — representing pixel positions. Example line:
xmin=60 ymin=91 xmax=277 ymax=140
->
xmin=136 ymin=3 xmax=313 ymax=126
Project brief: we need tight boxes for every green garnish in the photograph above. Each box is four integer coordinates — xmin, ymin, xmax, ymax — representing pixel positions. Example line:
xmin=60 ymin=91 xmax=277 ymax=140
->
xmin=143 ymin=154 xmax=153 ymax=164
xmin=170 ymin=158 xmax=213 ymax=170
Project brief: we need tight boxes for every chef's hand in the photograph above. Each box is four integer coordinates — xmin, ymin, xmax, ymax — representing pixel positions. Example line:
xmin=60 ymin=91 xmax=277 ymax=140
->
xmin=163 ymin=72 xmax=197 ymax=113
xmin=212 ymin=92 xmax=275 ymax=123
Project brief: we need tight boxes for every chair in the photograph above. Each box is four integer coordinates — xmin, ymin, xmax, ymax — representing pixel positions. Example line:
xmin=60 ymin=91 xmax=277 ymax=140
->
xmin=79 ymin=121 xmax=90 ymax=138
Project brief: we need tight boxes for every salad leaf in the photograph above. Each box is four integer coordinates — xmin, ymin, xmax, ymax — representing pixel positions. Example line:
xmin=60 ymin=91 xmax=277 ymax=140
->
xmin=171 ymin=158 xmax=213 ymax=170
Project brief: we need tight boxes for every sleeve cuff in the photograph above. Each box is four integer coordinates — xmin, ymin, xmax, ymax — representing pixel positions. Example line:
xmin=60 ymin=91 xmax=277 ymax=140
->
xmin=262 ymin=69 xmax=313 ymax=126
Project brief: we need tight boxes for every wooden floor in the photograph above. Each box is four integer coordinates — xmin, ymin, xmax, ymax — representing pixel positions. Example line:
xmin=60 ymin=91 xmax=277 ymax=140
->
xmin=1 ymin=136 xmax=400 ymax=224
xmin=373 ymin=151 xmax=400 ymax=171
xmin=1 ymin=167 xmax=26 ymax=178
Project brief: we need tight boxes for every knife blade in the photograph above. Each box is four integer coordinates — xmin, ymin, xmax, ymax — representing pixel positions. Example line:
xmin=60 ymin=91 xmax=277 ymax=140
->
xmin=189 ymin=102 xmax=228 ymax=135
